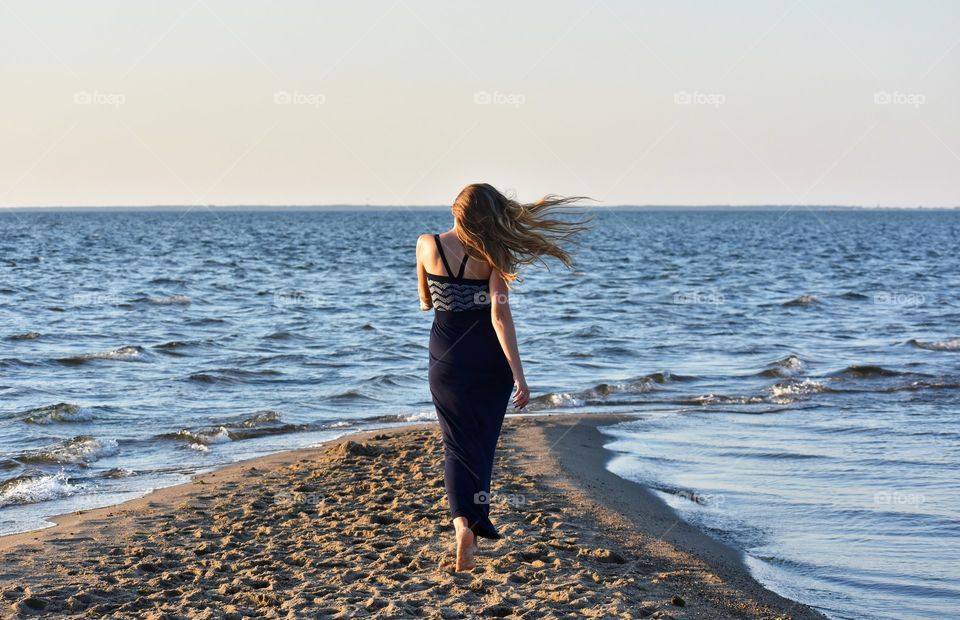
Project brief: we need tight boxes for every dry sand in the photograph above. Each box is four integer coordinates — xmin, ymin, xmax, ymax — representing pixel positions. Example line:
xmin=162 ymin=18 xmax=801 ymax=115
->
xmin=0 ymin=415 xmax=824 ymax=619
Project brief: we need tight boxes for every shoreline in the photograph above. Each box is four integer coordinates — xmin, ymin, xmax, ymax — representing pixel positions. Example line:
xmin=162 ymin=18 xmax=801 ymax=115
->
xmin=528 ymin=416 xmax=824 ymax=618
xmin=0 ymin=415 xmax=824 ymax=618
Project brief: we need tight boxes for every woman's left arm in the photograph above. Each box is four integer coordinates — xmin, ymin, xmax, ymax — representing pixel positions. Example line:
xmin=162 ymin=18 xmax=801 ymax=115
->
xmin=416 ymin=234 xmax=433 ymax=311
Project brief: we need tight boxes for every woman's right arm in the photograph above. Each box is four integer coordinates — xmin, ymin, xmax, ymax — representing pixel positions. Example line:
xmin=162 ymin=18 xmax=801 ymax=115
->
xmin=416 ymin=234 xmax=433 ymax=311
xmin=489 ymin=271 xmax=529 ymax=408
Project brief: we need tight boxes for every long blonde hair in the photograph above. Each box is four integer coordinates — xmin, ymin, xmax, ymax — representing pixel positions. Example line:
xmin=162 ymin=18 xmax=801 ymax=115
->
xmin=452 ymin=183 xmax=590 ymax=284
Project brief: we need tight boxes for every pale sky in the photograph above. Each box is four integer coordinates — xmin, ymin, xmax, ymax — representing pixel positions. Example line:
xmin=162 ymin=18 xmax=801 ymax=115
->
xmin=1 ymin=0 xmax=958 ymax=208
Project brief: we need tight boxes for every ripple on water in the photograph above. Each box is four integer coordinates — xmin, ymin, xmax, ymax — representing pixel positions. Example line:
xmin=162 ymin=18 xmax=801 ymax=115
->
xmin=56 ymin=345 xmax=146 ymax=365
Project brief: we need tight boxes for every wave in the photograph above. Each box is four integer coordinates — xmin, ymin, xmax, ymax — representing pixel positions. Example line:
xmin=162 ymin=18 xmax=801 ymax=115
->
xmin=329 ymin=389 xmax=381 ymax=403
xmin=152 ymin=340 xmax=196 ymax=357
xmin=681 ymin=393 xmax=769 ymax=406
xmin=21 ymin=403 xmax=95 ymax=425
xmin=101 ymin=467 xmax=134 ymax=479
xmin=229 ymin=423 xmax=313 ymax=441
xmin=830 ymin=365 xmax=912 ymax=378
xmin=17 ymin=436 xmax=118 ymax=465
xmin=147 ymin=277 xmax=187 ymax=285
xmin=187 ymin=317 xmax=226 ymax=325
xmin=187 ymin=368 xmax=282 ymax=384
xmin=907 ymin=338 xmax=960 ymax=352
xmin=0 ymin=472 xmax=76 ymax=508
xmin=233 ymin=410 xmax=281 ymax=427
xmin=479 ymin=361 xmax=955 ymax=413
xmin=783 ymin=294 xmax=819 ymax=307
xmin=527 ymin=372 xmax=688 ymax=410
xmin=839 ymin=292 xmax=869 ymax=300
xmin=718 ymin=450 xmax=822 ymax=461
xmin=154 ymin=340 xmax=192 ymax=350
xmin=264 ymin=331 xmax=295 ymax=340
xmin=140 ymin=294 xmax=191 ymax=305
xmin=161 ymin=427 xmax=233 ymax=452
xmin=876 ymin=380 xmax=960 ymax=394
xmin=0 ymin=357 xmax=39 ymax=369
xmin=530 ymin=392 xmax=587 ymax=409
xmin=403 ymin=411 xmax=436 ymax=423
xmin=158 ymin=410 xmax=314 ymax=450
xmin=695 ymin=372 xmax=953 ymax=407
xmin=769 ymin=379 xmax=832 ymax=400
xmin=758 ymin=355 xmax=805 ymax=378
xmin=7 ymin=331 xmax=40 ymax=341
xmin=57 ymin=345 xmax=145 ymax=365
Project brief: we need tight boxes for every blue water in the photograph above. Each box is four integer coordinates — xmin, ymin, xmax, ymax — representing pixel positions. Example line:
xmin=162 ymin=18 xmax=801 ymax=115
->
xmin=1 ymin=207 xmax=958 ymax=618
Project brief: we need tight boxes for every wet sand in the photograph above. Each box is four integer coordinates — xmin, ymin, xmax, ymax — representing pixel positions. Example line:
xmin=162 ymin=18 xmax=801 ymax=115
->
xmin=0 ymin=415 xmax=824 ymax=619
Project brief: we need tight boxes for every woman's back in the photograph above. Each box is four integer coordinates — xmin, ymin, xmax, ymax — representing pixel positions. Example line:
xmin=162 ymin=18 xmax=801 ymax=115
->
xmin=420 ymin=231 xmax=493 ymax=281
xmin=420 ymin=232 xmax=493 ymax=314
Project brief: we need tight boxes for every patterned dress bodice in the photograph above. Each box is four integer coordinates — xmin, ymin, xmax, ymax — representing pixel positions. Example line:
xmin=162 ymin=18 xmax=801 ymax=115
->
xmin=426 ymin=234 xmax=490 ymax=313
xmin=427 ymin=274 xmax=490 ymax=312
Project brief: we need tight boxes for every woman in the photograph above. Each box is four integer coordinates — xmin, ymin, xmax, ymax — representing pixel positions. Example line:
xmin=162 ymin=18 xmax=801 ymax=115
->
xmin=416 ymin=183 xmax=588 ymax=571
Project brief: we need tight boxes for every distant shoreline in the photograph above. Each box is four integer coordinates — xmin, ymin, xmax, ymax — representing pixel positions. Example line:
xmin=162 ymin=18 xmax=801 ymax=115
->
xmin=4 ymin=204 xmax=958 ymax=212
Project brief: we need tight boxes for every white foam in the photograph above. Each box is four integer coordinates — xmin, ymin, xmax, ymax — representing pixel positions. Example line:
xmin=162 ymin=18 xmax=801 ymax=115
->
xmin=0 ymin=473 xmax=76 ymax=508
xmin=207 ymin=427 xmax=232 ymax=444
xmin=148 ymin=294 xmax=191 ymax=305
xmin=770 ymin=379 xmax=827 ymax=399
xmin=24 ymin=436 xmax=119 ymax=465
xmin=913 ymin=338 xmax=960 ymax=351
xmin=692 ymin=393 xmax=767 ymax=405
xmin=86 ymin=346 xmax=143 ymax=361
xmin=403 ymin=411 xmax=436 ymax=422
xmin=533 ymin=393 xmax=585 ymax=410
xmin=177 ymin=426 xmax=232 ymax=447
xmin=62 ymin=437 xmax=119 ymax=463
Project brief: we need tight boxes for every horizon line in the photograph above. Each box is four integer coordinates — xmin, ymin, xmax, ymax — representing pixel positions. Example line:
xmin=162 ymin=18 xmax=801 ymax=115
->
xmin=4 ymin=204 xmax=958 ymax=212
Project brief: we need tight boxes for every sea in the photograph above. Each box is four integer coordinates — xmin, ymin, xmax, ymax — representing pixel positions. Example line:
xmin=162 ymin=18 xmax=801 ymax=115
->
xmin=1 ymin=207 xmax=957 ymax=619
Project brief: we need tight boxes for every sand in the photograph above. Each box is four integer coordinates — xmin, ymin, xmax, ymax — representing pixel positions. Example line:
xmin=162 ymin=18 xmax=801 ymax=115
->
xmin=0 ymin=415 xmax=824 ymax=619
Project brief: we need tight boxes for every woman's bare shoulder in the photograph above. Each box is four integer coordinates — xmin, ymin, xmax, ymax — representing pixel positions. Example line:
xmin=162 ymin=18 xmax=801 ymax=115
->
xmin=416 ymin=233 xmax=435 ymax=251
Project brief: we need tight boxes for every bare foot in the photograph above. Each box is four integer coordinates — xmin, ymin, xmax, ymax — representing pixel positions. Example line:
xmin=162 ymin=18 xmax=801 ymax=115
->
xmin=455 ymin=526 xmax=476 ymax=571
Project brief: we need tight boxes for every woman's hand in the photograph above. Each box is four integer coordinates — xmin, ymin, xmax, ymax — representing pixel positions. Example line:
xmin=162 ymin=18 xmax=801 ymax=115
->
xmin=512 ymin=376 xmax=530 ymax=409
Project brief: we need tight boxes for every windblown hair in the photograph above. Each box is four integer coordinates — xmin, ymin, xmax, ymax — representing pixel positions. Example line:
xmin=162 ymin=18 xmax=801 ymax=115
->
xmin=452 ymin=183 xmax=591 ymax=284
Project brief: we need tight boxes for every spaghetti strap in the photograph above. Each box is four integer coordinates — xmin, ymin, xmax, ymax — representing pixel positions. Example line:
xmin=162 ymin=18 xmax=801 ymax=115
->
xmin=456 ymin=253 xmax=468 ymax=279
xmin=434 ymin=234 xmax=455 ymax=278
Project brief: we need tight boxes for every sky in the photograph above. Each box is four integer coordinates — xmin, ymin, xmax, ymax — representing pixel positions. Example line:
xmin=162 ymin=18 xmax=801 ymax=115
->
xmin=1 ymin=0 xmax=958 ymax=208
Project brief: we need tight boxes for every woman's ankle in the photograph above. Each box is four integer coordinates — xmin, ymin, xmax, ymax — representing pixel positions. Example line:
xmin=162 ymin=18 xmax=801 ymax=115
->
xmin=452 ymin=515 xmax=470 ymax=534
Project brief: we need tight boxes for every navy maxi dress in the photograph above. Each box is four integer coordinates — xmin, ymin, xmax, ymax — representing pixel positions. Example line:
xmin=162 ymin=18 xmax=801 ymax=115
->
xmin=426 ymin=234 xmax=514 ymax=539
